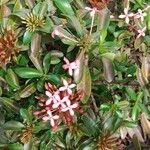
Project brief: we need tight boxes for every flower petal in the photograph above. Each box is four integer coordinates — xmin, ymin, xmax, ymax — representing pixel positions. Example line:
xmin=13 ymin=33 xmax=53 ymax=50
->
xmin=69 ymin=109 xmax=74 ymax=116
xmin=47 ymin=110 xmax=52 ymax=117
xmin=53 ymin=115 xmax=59 ymax=120
xmin=59 ymin=86 xmax=66 ymax=91
xmin=62 ymin=79 xmax=68 ymax=86
xmin=45 ymin=91 xmax=52 ymax=97
xmin=61 ymin=107 xmax=69 ymax=112
xmin=52 ymin=103 xmax=60 ymax=108
xmin=68 ymin=68 xmax=73 ymax=76
xmin=119 ymin=15 xmax=125 ymax=19
xmin=67 ymin=88 xmax=72 ymax=95
xmin=63 ymin=57 xmax=69 ymax=64
xmin=42 ymin=116 xmax=49 ymax=121
xmin=71 ymin=103 xmax=78 ymax=108
xmin=124 ymin=8 xmax=128 ymax=14
xmin=46 ymin=99 xmax=52 ymax=105
xmin=50 ymin=119 xmax=55 ymax=127
xmin=125 ymin=17 xmax=129 ymax=24
xmin=69 ymin=83 xmax=76 ymax=89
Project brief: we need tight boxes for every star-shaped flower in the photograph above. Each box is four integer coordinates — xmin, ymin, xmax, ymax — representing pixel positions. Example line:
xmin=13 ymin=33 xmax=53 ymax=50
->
xmin=61 ymin=100 xmax=78 ymax=116
xmin=137 ymin=27 xmax=146 ymax=38
xmin=45 ymin=90 xmax=59 ymax=105
xmin=63 ymin=57 xmax=80 ymax=76
xmin=134 ymin=9 xmax=147 ymax=22
xmin=42 ymin=110 xmax=59 ymax=127
xmin=119 ymin=8 xmax=134 ymax=24
xmin=59 ymin=79 xmax=76 ymax=95
xmin=52 ymin=96 xmax=70 ymax=109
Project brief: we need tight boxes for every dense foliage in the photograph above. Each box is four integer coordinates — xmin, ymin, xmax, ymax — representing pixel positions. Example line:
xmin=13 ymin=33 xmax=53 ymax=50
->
xmin=0 ymin=0 xmax=150 ymax=149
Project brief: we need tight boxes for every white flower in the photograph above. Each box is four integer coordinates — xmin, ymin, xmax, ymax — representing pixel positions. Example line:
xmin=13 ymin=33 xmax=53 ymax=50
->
xmin=63 ymin=57 xmax=80 ymax=76
xmin=42 ymin=110 xmax=59 ymax=127
xmin=119 ymin=8 xmax=134 ymax=24
xmin=59 ymin=79 xmax=76 ymax=95
xmin=45 ymin=90 xmax=59 ymax=105
xmin=52 ymin=96 xmax=70 ymax=109
xmin=134 ymin=9 xmax=147 ymax=22
xmin=137 ymin=27 xmax=146 ymax=38
xmin=61 ymin=100 xmax=78 ymax=116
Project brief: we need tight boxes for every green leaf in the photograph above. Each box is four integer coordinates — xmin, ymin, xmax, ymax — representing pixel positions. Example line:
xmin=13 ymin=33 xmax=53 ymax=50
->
xmin=3 ymin=121 xmax=25 ymax=130
xmin=19 ymin=83 xmax=36 ymax=98
xmin=13 ymin=0 xmax=22 ymax=12
xmin=0 ymin=97 xmax=19 ymax=112
xmin=17 ymin=54 xmax=29 ymax=66
xmin=97 ymin=8 xmax=110 ymax=31
xmin=20 ymin=108 xmax=32 ymax=124
xmin=53 ymin=0 xmax=75 ymax=16
xmin=39 ymin=1 xmax=48 ymax=17
xmin=102 ymin=57 xmax=115 ymax=83
xmin=139 ymin=104 xmax=150 ymax=119
xmin=37 ymin=79 xmax=44 ymax=92
xmin=78 ymin=138 xmax=94 ymax=150
xmin=32 ymin=2 xmax=42 ymax=15
xmin=8 ymin=143 xmax=23 ymax=150
xmin=0 ymin=0 xmax=9 ymax=5
xmin=5 ymin=69 xmax=20 ymax=90
xmin=126 ymin=87 xmax=137 ymax=101
xmin=132 ymin=92 xmax=143 ymax=121
xmin=46 ymin=74 xmax=61 ymax=85
xmin=14 ymin=67 xmax=43 ymax=78
xmin=32 ymin=122 xmax=48 ymax=133
xmin=0 ymin=87 xmax=2 ymax=96
xmin=101 ymin=52 xmax=115 ymax=61
xmin=99 ymin=29 xmax=107 ymax=46
xmin=29 ymin=33 xmax=43 ymax=72
xmin=23 ymin=31 xmax=34 ymax=45
xmin=68 ymin=16 xmax=84 ymax=36
xmin=77 ymin=65 xmax=91 ymax=103
xmin=123 ymin=120 xmax=137 ymax=128
xmin=43 ymin=52 xmax=51 ymax=74
xmin=0 ymin=111 xmax=5 ymax=125
xmin=24 ymin=138 xmax=33 ymax=150
xmin=81 ymin=116 xmax=99 ymax=136
xmin=39 ymin=16 xmax=53 ymax=33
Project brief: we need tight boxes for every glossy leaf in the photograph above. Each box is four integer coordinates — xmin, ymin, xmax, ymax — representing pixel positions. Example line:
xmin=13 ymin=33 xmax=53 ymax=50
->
xmin=23 ymin=31 xmax=34 ymax=45
xmin=0 ymin=97 xmax=19 ymax=112
xmin=81 ymin=116 xmax=99 ymax=136
xmin=3 ymin=121 xmax=25 ymax=130
xmin=19 ymin=83 xmax=36 ymax=98
xmin=8 ymin=144 xmax=23 ymax=150
xmin=77 ymin=65 xmax=91 ymax=103
xmin=20 ymin=108 xmax=32 ymax=124
xmin=43 ymin=52 xmax=51 ymax=74
xmin=29 ymin=33 xmax=43 ymax=72
xmin=5 ymin=69 xmax=20 ymax=90
xmin=14 ymin=67 xmax=43 ymax=78
xmin=53 ymin=0 xmax=75 ymax=16
xmin=102 ymin=57 xmax=115 ymax=83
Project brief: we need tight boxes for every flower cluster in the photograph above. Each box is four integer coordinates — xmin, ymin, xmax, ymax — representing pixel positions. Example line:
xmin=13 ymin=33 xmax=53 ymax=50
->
xmin=63 ymin=57 xmax=80 ymax=76
xmin=22 ymin=13 xmax=45 ymax=32
xmin=119 ymin=8 xmax=147 ymax=38
xmin=34 ymin=79 xmax=83 ymax=129
xmin=0 ymin=29 xmax=20 ymax=66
